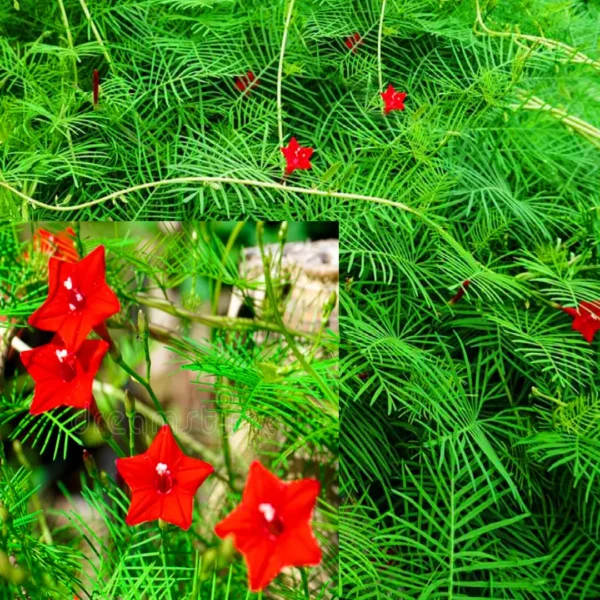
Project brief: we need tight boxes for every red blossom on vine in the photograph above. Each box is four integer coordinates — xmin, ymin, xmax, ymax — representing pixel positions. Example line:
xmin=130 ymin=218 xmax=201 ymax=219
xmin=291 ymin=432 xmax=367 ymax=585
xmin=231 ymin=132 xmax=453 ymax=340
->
xmin=280 ymin=137 xmax=313 ymax=175
xmin=449 ymin=280 xmax=471 ymax=305
xmin=28 ymin=246 xmax=120 ymax=351
xmin=116 ymin=425 xmax=214 ymax=530
xmin=235 ymin=71 xmax=258 ymax=94
xmin=345 ymin=32 xmax=363 ymax=52
xmin=561 ymin=301 xmax=600 ymax=343
xmin=20 ymin=336 xmax=108 ymax=415
xmin=381 ymin=84 xmax=407 ymax=114
xmin=215 ymin=461 xmax=321 ymax=591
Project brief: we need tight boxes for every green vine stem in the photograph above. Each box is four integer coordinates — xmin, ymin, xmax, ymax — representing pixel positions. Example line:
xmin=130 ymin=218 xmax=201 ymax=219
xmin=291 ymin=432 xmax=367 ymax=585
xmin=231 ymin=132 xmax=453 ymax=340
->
xmin=210 ymin=222 xmax=247 ymax=493
xmin=12 ymin=441 xmax=53 ymax=546
xmin=509 ymin=93 xmax=600 ymax=148
xmin=109 ymin=344 xmax=168 ymax=425
xmin=377 ymin=0 xmax=387 ymax=95
xmin=128 ymin=292 xmax=319 ymax=342
xmin=211 ymin=221 xmax=246 ymax=318
xmin=474 ymin=0 xmax=600 ymax=71
xmin=124 ymin=390 xmax=136 ymax=456
xmin=277 ymin=0 xmax=296 ymax=146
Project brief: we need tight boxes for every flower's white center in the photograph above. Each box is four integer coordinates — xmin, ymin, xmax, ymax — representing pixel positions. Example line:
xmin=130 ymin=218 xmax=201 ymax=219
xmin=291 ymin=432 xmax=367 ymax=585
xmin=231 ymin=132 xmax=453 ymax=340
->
xmin=156 ymin=463 xmax=169 ymax=475
xmin=63 ymin=277 xmax=73 ymax=290
xmin=258 ymin=503 xmax=276 ymax=523
xmin=55 ymin=349 xmax=68 ymax=363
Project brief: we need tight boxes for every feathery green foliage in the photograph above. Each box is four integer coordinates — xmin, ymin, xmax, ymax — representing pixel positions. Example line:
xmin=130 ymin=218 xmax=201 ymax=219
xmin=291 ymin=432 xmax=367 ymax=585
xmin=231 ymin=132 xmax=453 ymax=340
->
xmin=0 ymin=0 xmax=597 ymax=220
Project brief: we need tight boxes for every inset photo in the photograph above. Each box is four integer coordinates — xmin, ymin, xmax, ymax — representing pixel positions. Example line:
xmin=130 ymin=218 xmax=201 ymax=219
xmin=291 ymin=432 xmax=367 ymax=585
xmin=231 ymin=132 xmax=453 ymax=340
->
xmin=0 ymin=222 xmax=339 ymax=599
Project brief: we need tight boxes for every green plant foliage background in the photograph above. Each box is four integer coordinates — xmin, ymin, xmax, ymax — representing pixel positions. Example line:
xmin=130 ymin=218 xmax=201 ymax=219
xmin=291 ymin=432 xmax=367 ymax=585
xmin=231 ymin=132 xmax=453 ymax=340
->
xmin=0 ymin=0 xmax=597 ymax=219
xmin=338 ymin=1 xmax=600 ymax=591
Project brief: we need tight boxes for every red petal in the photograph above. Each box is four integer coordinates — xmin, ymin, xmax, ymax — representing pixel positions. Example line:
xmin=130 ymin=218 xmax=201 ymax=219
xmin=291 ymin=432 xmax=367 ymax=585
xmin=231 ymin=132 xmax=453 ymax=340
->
xmin=215 ymin=504 xmax=261 ymax=551
xmin=242 ymin=461 xmax=286 ymax=507
xmin=75 ymin=339 xmax=108 ymax=373
xmin=281 ymin=478 xmax=320 ymax=524
xmin=87 ymin=285 xmax=121 ymax=324
xmin=146 ymin=424 xmax=184 ymax=467
xmin=175 ymin=455 xmax=214 ymax=495
xmin=125 ymin=489 xmax=161 ymax=526
xmin=244 ymin=538 xmax=281 ymax=592
xmin=580 ymin=301 xmax=600 ymax=317
xmin=116 ymin=454 xmax=155 ymax=492
xmin=562 ymin=306 xmax=579 ymax=317
xmin=287 ymin=137 xmax=299 ymax=152
xmin=277 ymin=522 xmax=322 ymax=568
xmin=160 ymin=490 xmax=194 ymax=530
xmin=51 ymin=312 xmax=97 ymax=352
xmin=573 ymin=317 xmax=600 ymax=343
xmin=76 ymin=246 xmax=106 ymax=296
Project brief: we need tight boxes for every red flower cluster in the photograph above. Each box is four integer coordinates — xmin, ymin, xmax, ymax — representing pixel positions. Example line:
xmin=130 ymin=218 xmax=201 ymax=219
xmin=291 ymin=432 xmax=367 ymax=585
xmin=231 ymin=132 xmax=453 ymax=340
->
xmin=21 ymin=238 xmax=120 ymax=415
xmin=215 ymin=461 xmax=321 ymax=591
xmin=18 ymin=229 xmax=323 ymax=594
xmin=116 ymin=435 xmax=321 ymax=591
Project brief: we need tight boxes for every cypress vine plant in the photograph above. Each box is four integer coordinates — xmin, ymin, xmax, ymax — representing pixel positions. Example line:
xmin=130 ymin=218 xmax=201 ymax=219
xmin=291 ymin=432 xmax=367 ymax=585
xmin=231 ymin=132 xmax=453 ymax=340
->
xmin=0 ymin=222 xmax=339 ymax=599
xmin=0 ymin=0 xmax=597 ymax=219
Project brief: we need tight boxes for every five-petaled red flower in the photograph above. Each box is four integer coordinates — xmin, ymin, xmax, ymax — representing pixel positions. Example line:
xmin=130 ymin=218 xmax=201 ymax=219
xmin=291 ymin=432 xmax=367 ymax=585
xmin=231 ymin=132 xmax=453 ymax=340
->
xmin=116 ymin=425 xmax=214 ymax=530
xmin=30 ymin=227 xmax=79 ymax=263
xmin=280 ymin=137 xmax=313 ymax=175
xmin=235 ymin=71 xmax=259 ymax=94
xmin=28 ymin=246 xmax=120 ymax=351
xmin=345 ymin=32 xmax=362 ymax=52
xmin=21 ymin=335 xmax=108 ymax=415
xmin=381 ymin=84 xmax=407 ymax=114
xmin=215 ymin=461 xmax=321 ymax=591
xmin=562 ymin=301 xmax=600 ymax=343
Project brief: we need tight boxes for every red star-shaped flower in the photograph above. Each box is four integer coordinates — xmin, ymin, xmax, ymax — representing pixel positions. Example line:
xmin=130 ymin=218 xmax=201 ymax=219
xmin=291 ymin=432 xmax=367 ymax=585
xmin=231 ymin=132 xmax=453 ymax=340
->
xmin=562 ymin=301 xmax=600 ymax=343
xmin=380 ymin=84 xmax=407 ymax=114
xmin=280 ymin=137 xmax=313 ymax=175
xmin=235 ymin=71 xmax=259 ymax=94
xmin=215 ymin=461 xmax=322 ymax=591
xmin=21 ymin=335 xmax=108 ymax=415
xmin=345 ymin=32 xmax=363 ymax=52
xmin=28 ymin=246 xmax=120 ymax=351
xmin=116 ymin=425 xmax=214 ymax=530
